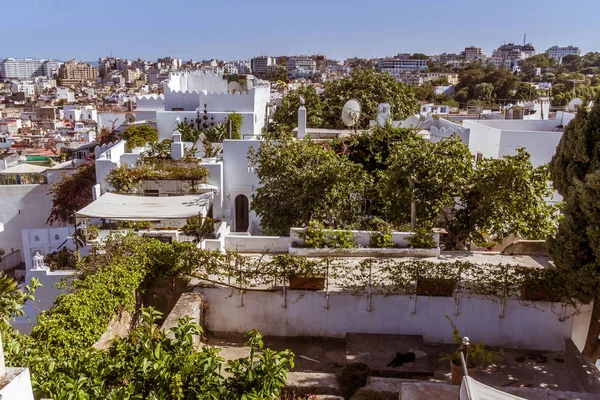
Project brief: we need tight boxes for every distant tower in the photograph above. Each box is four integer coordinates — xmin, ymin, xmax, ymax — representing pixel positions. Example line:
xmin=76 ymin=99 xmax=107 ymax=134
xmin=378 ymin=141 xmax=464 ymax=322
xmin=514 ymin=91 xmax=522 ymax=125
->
xmin=523 ymin=33 xmax=527 ymax=45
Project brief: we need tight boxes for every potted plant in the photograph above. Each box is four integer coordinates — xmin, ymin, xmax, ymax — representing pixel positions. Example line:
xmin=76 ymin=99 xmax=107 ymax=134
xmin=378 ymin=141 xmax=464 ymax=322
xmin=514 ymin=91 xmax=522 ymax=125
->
xmin=86 ymin=224 xmax=99 ymax=241
xmin=441 ymin=315 xmax=501 ymax=385
xmin=274 ymin=255 xmax=326 ymax=290
xmin=202 ymin=140 xmax=221 ymax=163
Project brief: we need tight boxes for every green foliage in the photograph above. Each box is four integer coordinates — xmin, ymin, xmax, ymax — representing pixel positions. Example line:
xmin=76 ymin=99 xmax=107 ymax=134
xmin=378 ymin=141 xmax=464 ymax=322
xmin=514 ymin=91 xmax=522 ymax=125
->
xmin=105 ymin=159 xmax=210 ymax=193
xmin=183 ymin=215 xmax=215 ymax=242
xmin=298 ymin=221 xmax=357 ymax=249
xmin=549 ymin=94 xmax=600 ymax=304
xmin=47 ymin=162 xmax=96 ymax=225
xmin=378 ymin=134 xmax=473 ymax=227
xmin=369 ymin=221 xmax=395 ymax=248
xmin=44 ymin=248 xmax=77 ymax=271
xmin=120 ymin=124 xmax=159 ymax=149
xmin=269 ymin=85 xmax=323 ymax=136
xmin=407 ymin=228 xmax=437 ymax=249
xmin=140 ymin=139 xmax=173 ymax=160
xmin=248 ymin=138 xmax=371 ymax=235
xmin=227 ymin=112 xmax=243 ymax=140
xmin=269 ymin=69 xmax=419 ymax=134
xmin=454 ymin=64 xmax=520 ymax=106
xmin=116 ymin=220 xmax=152 ymax=230
xmin=448 ymin=149 xmax=556 ymax=249
xmin=321 ymin=68 xmax=419 ymax=129
xmin=441 ymin=315 xmax=502 ymax=367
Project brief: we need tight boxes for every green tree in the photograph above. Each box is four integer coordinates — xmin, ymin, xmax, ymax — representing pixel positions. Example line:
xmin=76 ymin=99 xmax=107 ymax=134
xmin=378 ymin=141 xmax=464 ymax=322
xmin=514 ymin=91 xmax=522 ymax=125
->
xmin=248 ymin=138 xmax=371 ymax=235
xmin=473 ymin=82 xmax=494 ymax=101
xmin=549 ymin=96 xmax=600 ymax=359
xmin=120 ymin=125 xmax=159 ymax=149
xmin=47 ymin=162 xmax=96 ymax=225
xmin=269 ymin=85 xmax=323 ymax=135
xmin=449 ymin=149 xmax=556 ymax=249
xmin=321 ymin=68 xmax=419 ymax=129
xmin=378 ymin=134 xmax=473 ymax=230
xmin=226 ymin=112 xmax=243 ymax=140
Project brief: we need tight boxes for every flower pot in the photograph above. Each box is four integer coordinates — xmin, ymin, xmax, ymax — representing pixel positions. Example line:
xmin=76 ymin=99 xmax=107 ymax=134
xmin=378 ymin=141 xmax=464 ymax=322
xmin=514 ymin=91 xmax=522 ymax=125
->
xmin=416 ymin=278 xmax=456 ymax=297
xmin=288 ymin=276 xmax=325 ymax=290
xmin=450 ymin=360 xmax=476 ymax=385
xmin=202 ymin=157 xmax=217 ymax=163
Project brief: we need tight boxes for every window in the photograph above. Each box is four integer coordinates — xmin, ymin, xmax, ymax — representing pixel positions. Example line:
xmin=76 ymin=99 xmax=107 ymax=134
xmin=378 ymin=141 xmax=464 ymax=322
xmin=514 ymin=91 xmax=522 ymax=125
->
xmin=55 ymin=234 xmax=60 ymax=240
xmin=34 ymin=235 xmax=40 ymax=242
xmin=476 ymin=153 xmax=483 ymax=162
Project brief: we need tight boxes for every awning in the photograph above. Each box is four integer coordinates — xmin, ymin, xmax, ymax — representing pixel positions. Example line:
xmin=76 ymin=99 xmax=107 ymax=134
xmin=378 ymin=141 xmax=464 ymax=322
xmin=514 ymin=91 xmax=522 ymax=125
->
xmin=460 ymin=376 xmax=526 ymax=399
xmin=75 ymin=192 xmax=213 ymax=221
xmin=0 ymin=163 xmax=48 ymax=174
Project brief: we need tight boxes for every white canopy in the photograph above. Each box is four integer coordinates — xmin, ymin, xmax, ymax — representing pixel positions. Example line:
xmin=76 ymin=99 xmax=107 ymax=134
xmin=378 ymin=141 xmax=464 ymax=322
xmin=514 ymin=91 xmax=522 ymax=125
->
xmin=0 ymin=163 xmax=48 ymax=174
xmin=76 ymin=192 xmax=213 ymax=221
xmin=460 ymin=376 xmax=526 ymax=400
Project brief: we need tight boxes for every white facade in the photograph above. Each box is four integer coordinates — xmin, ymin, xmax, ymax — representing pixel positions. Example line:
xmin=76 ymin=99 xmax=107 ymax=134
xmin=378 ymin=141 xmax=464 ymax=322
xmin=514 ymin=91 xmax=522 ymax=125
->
xmin=136 ymin=71 xmax=271 ymax=139
xmin=546 ymin=45 xmax=581 ymax=60
xmin=463 ymin=116 xmax=575 ymax=167
xmin=378 ymin=58 xmax=427 ymax=77
xmin=10 ymin=82 xmax=35 ymax=97
xmin=250 ymin=56 xmax=276 ymax=75
xmin=56 ymin=87 xmax=75 ymax=103
xmin=1 ymin=58 xmax=60 ymax=80
xmin=63 ymin=105 xmax=97 ymax=122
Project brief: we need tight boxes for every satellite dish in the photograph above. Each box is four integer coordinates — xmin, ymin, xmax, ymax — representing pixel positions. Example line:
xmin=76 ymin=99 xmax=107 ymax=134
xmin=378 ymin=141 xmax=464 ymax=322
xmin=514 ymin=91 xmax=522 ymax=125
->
xmin=228 ymin=81 xmax=243 ymax=93
xmin=125 ymin=113 xmax=136 ymax=123
xmin=567 ymin=98 xmax=583 ymax=111
xmin=342 ymin=99 xmax=361 ymax=127
xmin=401 ymin=115 xmax=421 ymax=129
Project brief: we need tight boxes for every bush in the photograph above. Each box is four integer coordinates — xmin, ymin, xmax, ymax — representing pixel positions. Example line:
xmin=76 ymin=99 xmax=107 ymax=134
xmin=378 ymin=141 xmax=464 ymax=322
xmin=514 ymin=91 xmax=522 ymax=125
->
xmin=339 ymin=363 xmax=370 ymax=395
xmin=350 ymin=390 xmax=388 ymax=400
xmin=299 ymin=220 xmax=357 ymax=249
xmin=407 ymin=227 xmax=437 ymax=248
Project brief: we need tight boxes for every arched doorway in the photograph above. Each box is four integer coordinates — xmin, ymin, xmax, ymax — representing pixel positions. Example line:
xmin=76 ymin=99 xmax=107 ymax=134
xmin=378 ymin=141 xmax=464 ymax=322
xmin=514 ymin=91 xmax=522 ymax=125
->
xmin=235 ymin=195 xmax=249 ymax=232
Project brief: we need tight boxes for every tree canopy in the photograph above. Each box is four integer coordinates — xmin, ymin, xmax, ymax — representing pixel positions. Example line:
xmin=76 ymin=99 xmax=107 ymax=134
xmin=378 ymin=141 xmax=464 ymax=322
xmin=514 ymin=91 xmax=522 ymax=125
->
xmin=267 ymin=68 xmax=419 ymax=135
xmin=548 ymin=93 xmax=600 ymax=359
xmin=47 ymin=162 xmax=96 ymax=225
xmin=120 ymin=124 xmax=159 ymax=149
xmin=248 ymin=138 xmax=371 ymax=235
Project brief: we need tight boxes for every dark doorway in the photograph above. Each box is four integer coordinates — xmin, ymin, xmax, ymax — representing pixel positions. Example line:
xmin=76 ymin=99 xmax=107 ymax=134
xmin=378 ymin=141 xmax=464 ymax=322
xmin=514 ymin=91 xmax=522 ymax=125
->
xmin=235 ymin=195 xmax=249 ymax=232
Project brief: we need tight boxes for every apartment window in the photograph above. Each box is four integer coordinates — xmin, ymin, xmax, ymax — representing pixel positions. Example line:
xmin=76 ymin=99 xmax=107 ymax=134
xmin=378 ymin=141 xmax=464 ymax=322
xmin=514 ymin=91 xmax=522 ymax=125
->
xmin=476 ymin=153 xmax=483 ymax=162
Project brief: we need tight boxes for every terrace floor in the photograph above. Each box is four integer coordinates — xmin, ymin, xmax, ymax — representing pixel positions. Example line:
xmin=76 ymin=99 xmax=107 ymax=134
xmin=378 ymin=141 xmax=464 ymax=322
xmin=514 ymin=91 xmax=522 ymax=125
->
xmin=207 ymin=333 xmax=585 ymax=393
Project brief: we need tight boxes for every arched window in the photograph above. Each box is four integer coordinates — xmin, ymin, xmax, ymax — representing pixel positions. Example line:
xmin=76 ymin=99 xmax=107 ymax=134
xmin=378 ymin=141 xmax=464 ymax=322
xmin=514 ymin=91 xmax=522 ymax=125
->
xmin=55 ymin=234 xmax=60 ymax=240
xmin=34 ymin=235 xmax=40 ymax=242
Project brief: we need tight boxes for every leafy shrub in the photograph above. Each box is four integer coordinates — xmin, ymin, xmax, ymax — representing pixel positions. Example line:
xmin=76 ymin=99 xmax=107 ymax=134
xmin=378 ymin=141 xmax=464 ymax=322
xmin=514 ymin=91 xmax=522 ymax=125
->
xmin=350 ymin=389 xmax=388 ymax=400
xmin=407 ymin=227 xmax=437 ymax=248
xmin=116 ymin=220 xmax=152 ymax=230
xmin=299 ymin=220 xmax=356 ymax=249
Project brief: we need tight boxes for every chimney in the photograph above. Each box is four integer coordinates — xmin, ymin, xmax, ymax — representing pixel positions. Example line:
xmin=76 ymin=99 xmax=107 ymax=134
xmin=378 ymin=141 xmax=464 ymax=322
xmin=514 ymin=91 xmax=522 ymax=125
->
xmin=171 ymin=130 xmax=184 ymax=160
xmin=297 ymin=104 xmax=307 ymax=139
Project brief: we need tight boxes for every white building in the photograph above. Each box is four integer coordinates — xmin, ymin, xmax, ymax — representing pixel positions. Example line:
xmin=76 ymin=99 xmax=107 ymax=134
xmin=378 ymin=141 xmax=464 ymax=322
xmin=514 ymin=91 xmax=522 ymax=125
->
xmin=463 ymin=115 xmax=575 ymax=168
xmin=63 ymin=105 xmax=98 ymax=123
xmin=1 ymin=58 xmax=61 ymax=80
xmin=56 ymin=87 xmax=75 ymax=103
xmin=10 ymin=81 xmax=35 ymax=97
xmin=250 ymin=56 xmax=276 ymax=76
xmin=135 ymin=71 xmax=271 ymax=139
xmin=286 ymin=56 xmax=317 ymax=78
xmin=464 ymin=46 xmax=483 ymax=61
xmin=546 ymin=45 xmax=581 ymax=61
xmin=378 ymin=58 xmax=427 ymax=77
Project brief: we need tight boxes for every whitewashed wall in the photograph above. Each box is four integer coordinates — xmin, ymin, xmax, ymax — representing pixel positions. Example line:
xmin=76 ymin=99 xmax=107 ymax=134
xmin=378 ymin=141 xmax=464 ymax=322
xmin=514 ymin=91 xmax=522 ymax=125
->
xmin=224 ymin=235 xmax=290 ymax=253
xmin=0 ymin=185 xmax=55 ymax=261
xmin=498 ymin=130 xmax=563 ymax=167
xmin=289 ymin=228 xmax=440 ymax=248
xmin=200 ymin=288 xmax=577 ymax=352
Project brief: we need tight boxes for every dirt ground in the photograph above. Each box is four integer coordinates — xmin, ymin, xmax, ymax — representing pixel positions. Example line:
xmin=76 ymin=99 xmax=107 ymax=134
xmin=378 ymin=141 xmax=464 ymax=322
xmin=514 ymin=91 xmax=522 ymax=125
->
xmin=207 ymin=333 xmax=585 ymax=393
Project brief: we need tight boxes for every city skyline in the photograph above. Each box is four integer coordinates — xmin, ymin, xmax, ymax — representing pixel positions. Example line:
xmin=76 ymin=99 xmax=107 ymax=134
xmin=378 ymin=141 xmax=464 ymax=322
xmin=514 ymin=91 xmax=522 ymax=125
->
xmin=4 ymin=0 xmax=599 ymax=62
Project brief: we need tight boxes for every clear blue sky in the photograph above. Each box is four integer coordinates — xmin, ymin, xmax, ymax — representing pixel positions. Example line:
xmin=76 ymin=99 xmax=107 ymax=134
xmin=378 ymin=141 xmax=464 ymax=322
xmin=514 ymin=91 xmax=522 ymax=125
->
xmin=5 ymin=0 xmax=599 ymax=62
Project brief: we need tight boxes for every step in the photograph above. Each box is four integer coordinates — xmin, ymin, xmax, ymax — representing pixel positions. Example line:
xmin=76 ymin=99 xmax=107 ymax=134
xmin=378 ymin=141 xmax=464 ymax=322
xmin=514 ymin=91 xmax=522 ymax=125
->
xmin=346 ymin=333 xmax=434 ymax=379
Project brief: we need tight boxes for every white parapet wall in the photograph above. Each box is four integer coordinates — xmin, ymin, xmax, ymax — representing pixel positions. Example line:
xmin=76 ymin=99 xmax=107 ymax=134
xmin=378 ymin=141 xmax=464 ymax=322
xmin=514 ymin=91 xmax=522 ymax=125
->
xmin=289 ymin=228 xmax=440 ymax=249
xmin=224 ymin=235 xmax=291 ymax=253
xmin=199 ymin=287 xmax=584 ymax=352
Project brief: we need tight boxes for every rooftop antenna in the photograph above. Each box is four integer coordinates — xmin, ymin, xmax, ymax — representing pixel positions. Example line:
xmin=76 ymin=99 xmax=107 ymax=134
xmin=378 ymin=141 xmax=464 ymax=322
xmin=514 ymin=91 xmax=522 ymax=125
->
xmin=341 ymin=99 xmax=361 ymax=134
xmin=523 ymin=33 xmax=526 ymax=46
